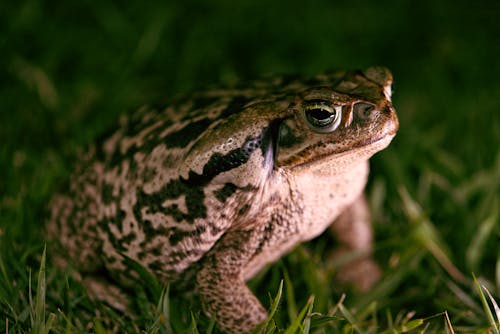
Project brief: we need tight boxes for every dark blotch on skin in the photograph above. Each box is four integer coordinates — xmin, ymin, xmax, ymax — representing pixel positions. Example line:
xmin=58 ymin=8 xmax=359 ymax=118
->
xmin=131 ymin=127 xmax=271 ymax=245
xmin=98 ymin=217 xmax=127 ymax=252
xmin=148 ymin=260 xmax=165 ymax=272
xmin=115 ymin=209 xmax=126 ymax=232
xmin=168 ymin=225 xmax=206 ymax=246
xmin=238 ymin=204 xmax=250 ymax=216
xmin=278 ymin=73 xmax=301 ymax=86
xmin=120 ymin=232 xmax=137 ymax=245
xmin=101 ymin=183 xmax=114 ymax=204
xmin=189 ymin=96 xmax=220 ymax=115
xmin=188 ymin=130 xmax=269 ymax=186
xmin=163 ymin=118 xmax=212 ymax=148
xmin=133 ymin=178 xmax=208 ymax=240
xmin=217 ymin=95 xmax=249 ymax=120
xmin=214 ymin=183 xmax=238 ymax=202
xmin=278 ymin=122 xmax=303 ymax=148
xmin=123 ymin=106 xmax=165 ymax=137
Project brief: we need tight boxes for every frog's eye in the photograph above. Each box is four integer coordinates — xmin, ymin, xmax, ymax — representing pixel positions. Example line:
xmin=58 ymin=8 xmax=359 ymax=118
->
xmin=302 ymin=100 xmax=342 ymax=133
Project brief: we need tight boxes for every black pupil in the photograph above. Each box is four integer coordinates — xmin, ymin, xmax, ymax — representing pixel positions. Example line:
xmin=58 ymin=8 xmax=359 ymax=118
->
xmin=306 ymin=108 xmax=335 ymax=127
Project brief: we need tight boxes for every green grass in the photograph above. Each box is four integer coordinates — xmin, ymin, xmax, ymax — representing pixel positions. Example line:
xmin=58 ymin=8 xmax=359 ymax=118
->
xmin=1 ymin=0 xmax=499 ymax=332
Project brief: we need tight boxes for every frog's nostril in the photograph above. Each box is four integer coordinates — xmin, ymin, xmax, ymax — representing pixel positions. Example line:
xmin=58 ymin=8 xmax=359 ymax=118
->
xmin=384 ymin=105 xmax=399 ymax=135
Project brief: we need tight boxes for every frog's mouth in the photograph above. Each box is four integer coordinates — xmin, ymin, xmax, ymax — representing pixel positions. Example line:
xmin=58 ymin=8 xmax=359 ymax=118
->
xmin=285 ymin=132 xmax=397 ymax=170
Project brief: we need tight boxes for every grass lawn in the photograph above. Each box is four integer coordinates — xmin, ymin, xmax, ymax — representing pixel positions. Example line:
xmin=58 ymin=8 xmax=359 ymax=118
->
xmin=1 ymin=0 xmax=499 ymax=333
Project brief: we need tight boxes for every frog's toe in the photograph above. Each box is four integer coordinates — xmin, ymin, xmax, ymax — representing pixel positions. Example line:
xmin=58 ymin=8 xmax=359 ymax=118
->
xmin=82 ymin=275 xmax=132 ymax=314
xmin=334 ymin=256 xmax=381 ymax=292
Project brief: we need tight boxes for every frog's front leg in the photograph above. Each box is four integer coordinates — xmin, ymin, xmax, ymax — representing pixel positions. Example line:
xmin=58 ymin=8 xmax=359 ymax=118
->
xmin=329 ymin=194 xmax=381 ymax=291
xmin=196 ymin=227 xmax=268 ymax=334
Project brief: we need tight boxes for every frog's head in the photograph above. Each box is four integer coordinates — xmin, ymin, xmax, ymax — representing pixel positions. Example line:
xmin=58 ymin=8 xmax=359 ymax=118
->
xmin=182 ymin=67 xmax=398 ymax=186
xmin=275 ymin=67 xmax=398 ymax=170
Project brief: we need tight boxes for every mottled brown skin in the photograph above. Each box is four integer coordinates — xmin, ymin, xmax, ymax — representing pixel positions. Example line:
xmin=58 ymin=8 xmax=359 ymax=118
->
xmin=48 ymin=67 xmax=398 ymax=333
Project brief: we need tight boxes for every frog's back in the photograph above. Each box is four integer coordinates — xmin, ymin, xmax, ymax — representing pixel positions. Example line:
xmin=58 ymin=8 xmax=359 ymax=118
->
xmin=47 ymin=76 xmax=300 ymax=285
xmin=48 ymin=93 xmax=239 ymax=281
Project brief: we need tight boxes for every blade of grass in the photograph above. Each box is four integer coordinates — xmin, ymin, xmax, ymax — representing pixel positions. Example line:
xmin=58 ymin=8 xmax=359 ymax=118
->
xmin=253 ymin=280 xmax=283 ymax=334
xmin=443 ymin=311 xmax=454 ymax=334
xmin=189 ymin=312 xmax=200 ymax=334
xmin=328 ymin=293 xmax=345 ymax=316
xmin=94 ymin=320 xmax=106 ymax=334
xmin=466 ymin=205 xmax=498 ymax=271
xmin=353 ymin=248 xmax=425 ymax=312
xmin=301 ymin=297 xmax=314 ymax=334
xmin=205 ymin=318 xmax=215 ymax=334
xmin=28 ymin=269 xmax=33 ymax=326
xmin=282 ymin=267 xmax=298 ymax=322
xmin=338 ymin=301 xmax=362 ymax=334
xmin=157 ymin=285 xmax=171 ymax=334
xmin=473 ymin=274 xmax=499 ymax=334
xmin=497 ymin=254 xmax=500 ymax=293
xmin=42 ymin=314 xmax=57 ymax=334
xmin=399 ymin=186 xmax=466 ymax=283
xmin=35 ymin=246 xmax=47 ymax=333
xmin=482 ymin=285 xmax=500 ymax=331
xmin=397 ymin=318 xmax=425 ymax=333
xmin=0 ymin=248 xmax=13 ymax=297
xmin=445 ymin=279 xmax=483 ymax=314
xmin=120 ymin=252 xmax=161 ymax=298
xmin=30 ymin=245 xmax=56 ymax=334
xmin=55 ymin=308 xmax=76 ymax=334
xmin=386 ymin=309 xmax=393 ymax=330
xmin=384 ymin=310 xmax=426 ymax=333
xmin=283 ymin=295 xmax=314 ymax=334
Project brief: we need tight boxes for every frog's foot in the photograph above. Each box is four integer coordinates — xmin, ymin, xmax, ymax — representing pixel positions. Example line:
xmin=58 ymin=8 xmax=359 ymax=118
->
xmin=196 ymin=228 xmax=268 ymax=334
xmin=329 ymin=249 xmax=381 ymax=291
xmin=329 ymin=194 xmax=380 ymax=291
xmin=48 ymin=243 xmax=130 ymax=313
xmin=82 ymin=275 xmax=131 ymax=314
xmin=197 ymin=272 xmax=267 ymax=334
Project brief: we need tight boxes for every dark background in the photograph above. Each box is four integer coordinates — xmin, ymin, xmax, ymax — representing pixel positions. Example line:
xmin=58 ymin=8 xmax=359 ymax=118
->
xmin=1 ymin=0 xmax=499 ymax=331
xmin=2 ymin=0 xmax=498 ymax=160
